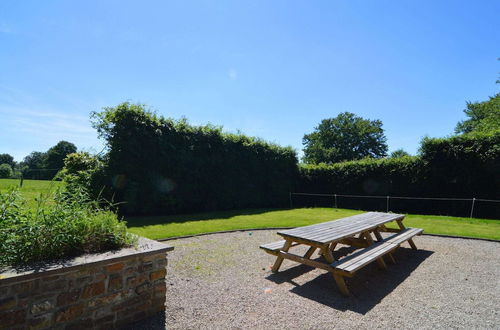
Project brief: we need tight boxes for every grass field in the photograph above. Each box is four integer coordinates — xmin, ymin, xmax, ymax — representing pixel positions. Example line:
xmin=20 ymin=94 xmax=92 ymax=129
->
xmin=2 ymin=178 xmax=498 ymax=241
xmin=127 ymin=207 xmax=500 ymax=241
xmin=0 ymin=178 xmax=62 ymax=208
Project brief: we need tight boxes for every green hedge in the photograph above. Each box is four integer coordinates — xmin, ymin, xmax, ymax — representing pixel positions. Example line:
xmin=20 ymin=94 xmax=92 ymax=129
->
xmin=296 ymin=131 xmax=500 ymax=218
xmin=89 ymin=103 xmax=298 ymax=215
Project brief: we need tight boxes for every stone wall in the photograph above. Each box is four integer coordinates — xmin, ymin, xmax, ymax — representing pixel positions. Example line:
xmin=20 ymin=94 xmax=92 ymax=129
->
xmin=0 ymin=238 xmax=173 ymax=329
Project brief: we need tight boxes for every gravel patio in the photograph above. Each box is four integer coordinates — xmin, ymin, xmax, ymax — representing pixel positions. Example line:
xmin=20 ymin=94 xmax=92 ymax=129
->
xmin=130 ymin=230 xmax=499 ymax=329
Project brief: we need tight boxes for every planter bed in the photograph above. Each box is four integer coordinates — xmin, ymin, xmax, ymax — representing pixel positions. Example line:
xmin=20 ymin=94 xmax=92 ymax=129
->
xmin=0 ymin=237 xmax=173 ymax=329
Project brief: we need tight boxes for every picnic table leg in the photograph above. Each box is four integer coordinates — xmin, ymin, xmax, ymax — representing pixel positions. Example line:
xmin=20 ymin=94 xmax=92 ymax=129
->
xmin=271 ymin=239 xmax=293 ymax=272
xmin=363 ymin=232 xmax=387 ymax=270
xmin=373 ymin=228 xmax=396 ymax=264
xmin=396 ymin=219 xmax=418 ymax=250
xmin=303 ymin=246 xmax=316 ymax=259
xmin=333 ymin=273 xmax=350 ymax=296
xmin=321 ymin=244 xmax=335 ymax=263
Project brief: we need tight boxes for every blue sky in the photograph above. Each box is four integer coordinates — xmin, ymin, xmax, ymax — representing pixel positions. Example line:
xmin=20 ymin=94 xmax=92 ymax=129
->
xmin=1 ymin=0 xmax=499 ymax=162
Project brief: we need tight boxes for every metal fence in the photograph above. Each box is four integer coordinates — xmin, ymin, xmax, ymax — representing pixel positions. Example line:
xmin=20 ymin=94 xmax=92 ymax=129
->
xmin=289 ymin=192 xmax=500 ymax=219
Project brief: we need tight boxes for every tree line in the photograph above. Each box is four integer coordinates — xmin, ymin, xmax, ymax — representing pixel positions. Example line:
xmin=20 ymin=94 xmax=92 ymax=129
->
xmin=0 ymin=141 xmax=77 ymax=179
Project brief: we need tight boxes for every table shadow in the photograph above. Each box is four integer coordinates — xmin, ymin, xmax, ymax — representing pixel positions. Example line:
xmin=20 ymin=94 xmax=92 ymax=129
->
xmin=265 ymin=247 xmax=434 ymax=314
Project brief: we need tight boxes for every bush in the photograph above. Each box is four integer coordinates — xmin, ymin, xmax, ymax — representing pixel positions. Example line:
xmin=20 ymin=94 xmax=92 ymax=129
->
xmin=296 ymin=131 xmax=500 ymax=218
xmin=0 ymin=163 xmax=13 ymax=178
xmin=88 ymin=102 xmax=298 ymax=215
xmin=0 ymin=187 xmax=136 ymax=266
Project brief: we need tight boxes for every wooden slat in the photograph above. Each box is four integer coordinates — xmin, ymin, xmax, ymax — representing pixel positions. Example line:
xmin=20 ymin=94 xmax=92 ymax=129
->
xmin=277 ymin=251 xmax=334 ymax=272
xmin=259 ymin=240 xmax=300 ymax=252
xmin=385 ymin=228 xmax=423 ymax=246
xmin=278 ymin=212 xmax=405 ymax=245
xmin=332 ymin=242 xmax=397 ymax=273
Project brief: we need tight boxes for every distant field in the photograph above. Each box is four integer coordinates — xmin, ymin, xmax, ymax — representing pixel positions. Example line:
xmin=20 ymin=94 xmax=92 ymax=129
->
xmin=0 ymin=178 xmax=62 ymax=208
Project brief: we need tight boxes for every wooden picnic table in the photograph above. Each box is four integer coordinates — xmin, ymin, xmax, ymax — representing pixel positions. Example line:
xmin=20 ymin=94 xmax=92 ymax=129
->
xmin=260 ymin=212 xmax=423 ymax=295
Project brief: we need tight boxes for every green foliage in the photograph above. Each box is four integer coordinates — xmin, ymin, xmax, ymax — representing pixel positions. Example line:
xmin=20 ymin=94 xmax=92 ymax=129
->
xmin=419 ymin=131 xmax=500 ymax=198
xmin=297 ymin=131 xmax=499 ymax=218
xmin=0 ymin=164 xmax=13 ymax=178
xmin=89 ymin=102 xmax=298 ymax=215
xmin=455 ymin=93 xmax=500 ymax=134
xmin=298 ymin=156 xmax=423 ymax=196
xmin=0 ymin=154 xmax=15 ymax=167
xmin=0 ymin=187 xmax=136 ymax=266
xmin=60 ymin=152 xmax=105 ymax=196
xmin=45 ymin=141 xmax=77 ymax=170
xmin=302 ymin=112 xmax=388 ymax=164
xmin=389 ymin=149 xmax=411 ymax=158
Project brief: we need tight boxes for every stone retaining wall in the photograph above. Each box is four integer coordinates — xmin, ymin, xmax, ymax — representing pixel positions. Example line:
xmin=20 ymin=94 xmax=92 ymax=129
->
xmin=0 ymin=238 xmax=173 ymax=329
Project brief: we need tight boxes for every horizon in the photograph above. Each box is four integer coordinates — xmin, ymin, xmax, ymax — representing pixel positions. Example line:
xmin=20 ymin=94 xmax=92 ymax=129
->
xmin=1 ymin=0 xmax=499 ymax=162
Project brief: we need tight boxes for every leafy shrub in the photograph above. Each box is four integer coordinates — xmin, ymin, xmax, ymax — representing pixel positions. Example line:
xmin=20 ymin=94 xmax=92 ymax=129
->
xmin=59 ymin=152 xmax=107 ymax=196
xmin=0 ymin=163 xmax=13 ymax=178
xmin=88 ymin=102 xmax=298 ymax=215
xmin=0 ymin=187 xmax=136 ymax=266
xmin=297 ymin=131 xmax=500 ymax=218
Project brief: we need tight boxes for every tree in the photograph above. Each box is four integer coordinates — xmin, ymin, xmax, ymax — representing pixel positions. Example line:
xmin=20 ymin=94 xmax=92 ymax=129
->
xmin=302 ymin=112 xmax=388 ymax=164
xmin=21 ymin=151 xmax=47 ymax=170
xmin=0 ymin=154 xmax=15 ymax=167
xmin=0 ymin=164 xmax=13 ymax=178
xmin=45 ymin=141 xmax=77 ymax=170
xmin=389 ymin=149 xmax=411 ymax=158
xmin=455 ymin=93 xmax=500 ymax=134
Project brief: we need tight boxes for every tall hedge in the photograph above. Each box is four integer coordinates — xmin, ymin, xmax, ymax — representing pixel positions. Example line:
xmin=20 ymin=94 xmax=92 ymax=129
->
xmin=296 ymin=131 xmax=500 ymax=218
xmin=90 ymin=103 xmax=298 ymax=215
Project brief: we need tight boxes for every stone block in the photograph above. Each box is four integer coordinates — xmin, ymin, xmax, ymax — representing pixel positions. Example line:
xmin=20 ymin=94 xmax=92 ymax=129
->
xmin=0 ymin=309 xmax=27 ymax=328
xmin=0 ymin=297 xmax=16 ymax=311
xmin=57 ymin=289 xmax=81 ymax=306
xmin=105 ymin=262 xmax=124 ymax=273
xmin=55 ymin=303 xmax=84 ymax=323
xmin=149 ymin=269 xmax=166 ymax=281
xmin=81 ymin=281 xmax=105 ymax=299
xmin=30 ymin=299 xmax=54 ymax=315
xmin=29 ymin=312 xmax=53 ymax=330
xmin=107 ymin=274 xmax=123 ymax=292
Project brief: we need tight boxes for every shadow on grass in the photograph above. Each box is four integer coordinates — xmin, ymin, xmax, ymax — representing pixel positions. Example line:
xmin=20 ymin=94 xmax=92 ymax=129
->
xmin=126 ymin=208 xmax=285 ymax=227
xmin=266 ymin=247 xmax=433 ymax=314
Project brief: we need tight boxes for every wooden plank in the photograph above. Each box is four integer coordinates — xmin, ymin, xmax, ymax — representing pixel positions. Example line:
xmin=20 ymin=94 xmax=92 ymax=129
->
xmin=278 ymin=251 xmax=334 ymax=272
xmin=260 ymin=240 xmax=300 ymax=252
xmin=278 ymin=212 xmax=406 ymax=245
xmin=271 ymin=239 xmax=292 ymax=272
xmin=332 ymin=242 xmax=397 ymax=273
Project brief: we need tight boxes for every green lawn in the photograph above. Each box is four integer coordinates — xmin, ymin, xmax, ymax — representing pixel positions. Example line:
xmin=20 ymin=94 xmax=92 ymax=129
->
xmin=126 ymin=207 xmax=500 ymax=241
xmin=2 ymin=178 xmax=498 ymax=241
xmin=0 ymin=178 xmax=62 ymax=208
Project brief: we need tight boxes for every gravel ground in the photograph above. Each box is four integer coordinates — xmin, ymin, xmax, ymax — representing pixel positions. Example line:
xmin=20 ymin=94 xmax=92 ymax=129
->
xmin=129 ymin=230 xmax=500 ymax=329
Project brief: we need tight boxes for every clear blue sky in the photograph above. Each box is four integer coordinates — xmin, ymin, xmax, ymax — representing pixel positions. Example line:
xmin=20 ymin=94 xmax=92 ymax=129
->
xmin=1 ymin=0 xmax=499 ymax=162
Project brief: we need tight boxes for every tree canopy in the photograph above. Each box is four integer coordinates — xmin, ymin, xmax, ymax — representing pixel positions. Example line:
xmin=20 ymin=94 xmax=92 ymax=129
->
xmin=455 ymin=93 xmax=500 ymax=134
xmin=389 ymin=149 xmax=411 ymax=158
xmin=46 ymin=141 xmax=77 ymax=170
xmin=0 ymin=154 xmax=15 ymax=167
xmin=302 ymin=112 xmax=388 ymax=164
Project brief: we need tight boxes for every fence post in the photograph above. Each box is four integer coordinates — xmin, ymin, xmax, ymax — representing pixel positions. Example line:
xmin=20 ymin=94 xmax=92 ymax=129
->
xmin=386 ymin=196 xmax=390 ymax=212
xmin=334 ymin=194 xmax=337 ymax=208
xmin=470 ymin=198 xmax=476 ymax=218
xmin=289 ymin=192 xmax=293 ymax=209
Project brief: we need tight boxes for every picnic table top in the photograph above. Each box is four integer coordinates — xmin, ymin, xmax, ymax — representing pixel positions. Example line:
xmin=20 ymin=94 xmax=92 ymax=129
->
xmin=277 ymin=212 xmax=405 ymax=245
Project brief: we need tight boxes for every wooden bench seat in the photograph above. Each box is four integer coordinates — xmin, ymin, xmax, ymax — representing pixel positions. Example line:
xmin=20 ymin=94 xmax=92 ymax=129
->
xmin=331 ymin=227 xmax=423 ymax=295
xmin=259 ymin=240 xmax=300 ymax=256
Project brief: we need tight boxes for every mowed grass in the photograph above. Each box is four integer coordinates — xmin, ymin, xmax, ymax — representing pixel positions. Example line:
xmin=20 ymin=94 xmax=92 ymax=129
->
xmin=2 ymin=178 xmax=497 ymax=241
xmin=127 ymin=207 xmax=500 ymax=241
xmin=0 ymin=178 xmax=62 ymax=208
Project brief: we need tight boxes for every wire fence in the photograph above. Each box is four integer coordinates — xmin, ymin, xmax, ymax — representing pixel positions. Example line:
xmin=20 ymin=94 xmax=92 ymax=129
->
xmin=289 ymin=192 xmax=500 ymax=219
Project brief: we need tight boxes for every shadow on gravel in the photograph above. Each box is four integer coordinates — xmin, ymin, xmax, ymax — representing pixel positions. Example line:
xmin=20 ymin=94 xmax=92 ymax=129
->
xmin=266 ymin=247 xmax=434 ymax=314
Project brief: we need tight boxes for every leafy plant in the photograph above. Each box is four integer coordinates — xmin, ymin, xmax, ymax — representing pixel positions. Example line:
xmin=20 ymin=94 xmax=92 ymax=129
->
xmin=0 ymin=186 xmax=136 ymax=267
